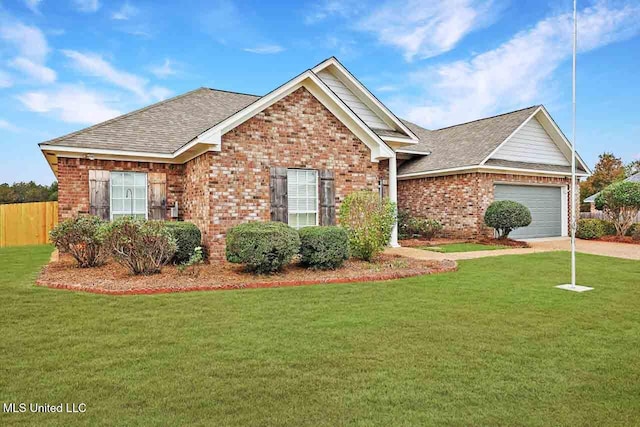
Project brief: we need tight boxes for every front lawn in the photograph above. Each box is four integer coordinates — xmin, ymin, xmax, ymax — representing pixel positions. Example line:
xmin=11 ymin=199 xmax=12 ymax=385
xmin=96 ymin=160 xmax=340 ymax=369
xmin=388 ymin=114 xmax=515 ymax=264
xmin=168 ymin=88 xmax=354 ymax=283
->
xmin=421 ymin=242 xmax=509 ymax=252
xmin=1 ymin=245 xmax=639 ymax=426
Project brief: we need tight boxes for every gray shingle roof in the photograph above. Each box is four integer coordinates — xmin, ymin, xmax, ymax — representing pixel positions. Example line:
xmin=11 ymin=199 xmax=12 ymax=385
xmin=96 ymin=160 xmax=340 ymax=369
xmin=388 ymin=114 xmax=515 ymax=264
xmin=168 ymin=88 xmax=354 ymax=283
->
xmin=584 ymin=173 xmax=640 ymax=202
xmin=398 ymin=106 xmax=540 ymax=176
xmin=40 ymin=88 xmax=260 ymax=154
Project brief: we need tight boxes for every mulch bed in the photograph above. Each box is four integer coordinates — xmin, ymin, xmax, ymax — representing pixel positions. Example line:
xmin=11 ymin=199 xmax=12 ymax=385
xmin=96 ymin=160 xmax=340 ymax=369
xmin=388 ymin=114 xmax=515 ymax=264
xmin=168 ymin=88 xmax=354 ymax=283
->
xmin=36 ymin=254 xmax=457 ymax=295
xmin=400 ymin=237 xmax=530 ymax=248
xmin=598 ymin=235 xmax=640 ymax=245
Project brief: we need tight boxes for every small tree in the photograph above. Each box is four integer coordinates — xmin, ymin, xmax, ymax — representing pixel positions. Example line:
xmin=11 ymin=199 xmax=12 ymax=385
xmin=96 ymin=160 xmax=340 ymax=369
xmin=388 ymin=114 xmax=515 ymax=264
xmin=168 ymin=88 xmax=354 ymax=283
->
xmin=484 ymin=200 xmax=532 ymax=239
xmin=595 ymin=181 xmax=640 ymax=236
xmin=338 ymin=191 xmax=395 ymax=261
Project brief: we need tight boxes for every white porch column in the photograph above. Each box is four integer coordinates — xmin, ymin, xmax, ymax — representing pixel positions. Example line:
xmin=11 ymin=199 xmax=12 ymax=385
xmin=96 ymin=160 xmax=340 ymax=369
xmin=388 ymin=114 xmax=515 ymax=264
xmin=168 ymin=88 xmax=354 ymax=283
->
xmin=389 ymin=154 xmax=400 ymax=247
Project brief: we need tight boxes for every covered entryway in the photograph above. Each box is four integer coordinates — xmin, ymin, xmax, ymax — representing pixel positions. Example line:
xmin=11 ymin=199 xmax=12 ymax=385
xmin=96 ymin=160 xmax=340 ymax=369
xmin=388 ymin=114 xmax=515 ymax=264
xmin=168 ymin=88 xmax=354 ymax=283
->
xmin=493 ymin=184 xmax=564 ymax=239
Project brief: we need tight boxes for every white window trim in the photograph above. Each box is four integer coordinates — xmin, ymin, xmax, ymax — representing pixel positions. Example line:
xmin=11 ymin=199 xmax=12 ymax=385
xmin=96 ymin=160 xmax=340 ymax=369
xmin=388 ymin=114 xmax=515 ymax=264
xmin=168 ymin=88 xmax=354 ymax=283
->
xmin=287 ymin=168 xmax=319 ymax=229
xmin=109 ymin=171 xmax=148 ymax=221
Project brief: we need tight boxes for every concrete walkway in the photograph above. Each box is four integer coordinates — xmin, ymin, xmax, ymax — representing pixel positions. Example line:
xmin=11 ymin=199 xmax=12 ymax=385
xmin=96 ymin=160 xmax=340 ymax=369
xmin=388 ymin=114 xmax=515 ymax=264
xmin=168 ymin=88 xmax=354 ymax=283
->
xmin=387 ymin=238 xmax=640 ymax=261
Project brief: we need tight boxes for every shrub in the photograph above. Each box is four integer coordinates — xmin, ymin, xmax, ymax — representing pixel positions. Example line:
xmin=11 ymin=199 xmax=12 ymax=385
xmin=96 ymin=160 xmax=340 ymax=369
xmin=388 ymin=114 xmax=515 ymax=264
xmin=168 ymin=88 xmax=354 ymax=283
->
xmin=595 ymin=181 xmax=640 ymax=236
xmin=484 ymin=200 xmax=532 ymax=239
xmin=163 ymin=222 xmax=202 ymax=263
xmin=632 ymin=226 xmax=640 ymax=241
xmin=397 ymin=210 xmax=442 ymax=240
xmin=101 ymin=217 xmax=177 ymax=275
xmin=298 ymin=226 xmax=349 ymax=270
xmin=225 ymin=222 xmax=300 ymax=274
xmin=626 ymin=222 xmax=640 ymax=237
xmin=49 ymin=215 xmax=107 ymax=268
xmin=408 ymin=217 xmax=443 ymax=240
xmin=576 ymin=219 xmax=605 ymax=240
xmin=601 ymin=220 xmax=617 ymax=236
xmin=338 ymin=191 xmax=395 ymax=261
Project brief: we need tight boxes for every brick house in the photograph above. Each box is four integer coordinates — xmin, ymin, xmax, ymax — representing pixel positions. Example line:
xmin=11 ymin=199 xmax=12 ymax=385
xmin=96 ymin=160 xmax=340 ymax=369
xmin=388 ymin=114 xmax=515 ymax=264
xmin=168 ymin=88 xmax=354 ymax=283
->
xmin=40 ymin=57 xmax=590 ymax=258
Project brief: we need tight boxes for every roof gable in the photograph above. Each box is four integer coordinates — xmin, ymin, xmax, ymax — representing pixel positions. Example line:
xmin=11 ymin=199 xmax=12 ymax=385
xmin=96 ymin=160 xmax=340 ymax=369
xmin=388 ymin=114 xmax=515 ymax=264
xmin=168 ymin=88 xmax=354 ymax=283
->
xmin=491 ymin=116 xmax=570 ymax=166
xmin=312 ymin=57 xmax=419 ymax=144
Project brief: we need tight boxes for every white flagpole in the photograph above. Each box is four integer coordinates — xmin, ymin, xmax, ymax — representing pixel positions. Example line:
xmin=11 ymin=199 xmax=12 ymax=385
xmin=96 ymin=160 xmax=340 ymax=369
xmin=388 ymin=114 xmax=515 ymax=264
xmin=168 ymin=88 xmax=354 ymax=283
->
xmin=571 ymin=0 xmax=577 ymax=289
xmin=556 ymin=0 xmax=592 ymax=292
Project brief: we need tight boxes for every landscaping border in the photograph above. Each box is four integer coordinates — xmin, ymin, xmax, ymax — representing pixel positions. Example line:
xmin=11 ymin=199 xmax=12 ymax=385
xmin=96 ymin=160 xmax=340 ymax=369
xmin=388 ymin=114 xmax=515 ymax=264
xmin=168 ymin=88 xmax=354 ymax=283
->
xmin=35 ymin=260 xmax=458 ymax=296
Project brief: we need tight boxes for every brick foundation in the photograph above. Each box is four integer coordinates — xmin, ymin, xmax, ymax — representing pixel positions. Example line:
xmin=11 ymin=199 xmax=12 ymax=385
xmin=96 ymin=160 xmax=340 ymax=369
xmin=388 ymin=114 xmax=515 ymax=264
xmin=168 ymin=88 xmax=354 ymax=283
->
xmin=398 ymin=172 xmax=572 ymax=238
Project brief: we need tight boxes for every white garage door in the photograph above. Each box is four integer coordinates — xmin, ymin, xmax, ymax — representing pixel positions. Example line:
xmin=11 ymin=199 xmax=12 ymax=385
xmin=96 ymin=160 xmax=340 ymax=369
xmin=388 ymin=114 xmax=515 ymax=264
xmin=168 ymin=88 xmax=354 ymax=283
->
xmin=493 ymin=184 xmax=563 ymax=239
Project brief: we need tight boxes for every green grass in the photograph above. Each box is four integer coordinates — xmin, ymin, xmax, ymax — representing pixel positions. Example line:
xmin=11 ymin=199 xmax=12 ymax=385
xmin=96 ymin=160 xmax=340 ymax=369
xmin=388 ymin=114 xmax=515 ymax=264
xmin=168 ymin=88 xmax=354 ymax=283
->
xmin=421 ymin=242 xmax=509 ymax=252
xmin=1 ymin=245 xmax=639 ymax=426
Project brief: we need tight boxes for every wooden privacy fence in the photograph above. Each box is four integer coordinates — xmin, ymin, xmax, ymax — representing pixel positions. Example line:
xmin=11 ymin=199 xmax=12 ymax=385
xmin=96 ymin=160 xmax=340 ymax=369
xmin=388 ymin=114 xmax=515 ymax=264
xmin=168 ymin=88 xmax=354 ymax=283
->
xmin=0 ymin=201 xmax=58 ymax=247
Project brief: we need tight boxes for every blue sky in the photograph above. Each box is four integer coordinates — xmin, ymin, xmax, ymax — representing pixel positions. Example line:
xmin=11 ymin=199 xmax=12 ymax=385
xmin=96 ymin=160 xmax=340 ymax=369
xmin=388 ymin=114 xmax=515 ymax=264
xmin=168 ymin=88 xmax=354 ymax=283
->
xmin=1 ymin=0 xmax=639 ymax=184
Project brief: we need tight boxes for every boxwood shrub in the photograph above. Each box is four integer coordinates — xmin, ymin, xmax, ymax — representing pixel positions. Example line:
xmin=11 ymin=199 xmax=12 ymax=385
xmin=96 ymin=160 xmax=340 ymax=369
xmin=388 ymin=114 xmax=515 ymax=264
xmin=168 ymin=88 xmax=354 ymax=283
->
xmin=484 ymin=200 xmax=532 ymax=239
xmin=225 ymin=221 xmax=300 ymax=274
xmin=298 ymin=226 xmax=349 ymax=270
xmin=163 ymin=221 xmax=202 ymax=263
xmin=576 ymin=219 xmax=605 ymax=240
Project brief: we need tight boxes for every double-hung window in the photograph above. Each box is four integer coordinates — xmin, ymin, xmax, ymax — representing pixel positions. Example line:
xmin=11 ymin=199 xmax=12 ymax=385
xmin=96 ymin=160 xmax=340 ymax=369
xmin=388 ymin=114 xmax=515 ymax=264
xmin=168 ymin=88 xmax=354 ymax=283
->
xmin=287 ymin=169 xmax=318 ymax=229
xmin=110 ymin=172 xmax=147 ymax=220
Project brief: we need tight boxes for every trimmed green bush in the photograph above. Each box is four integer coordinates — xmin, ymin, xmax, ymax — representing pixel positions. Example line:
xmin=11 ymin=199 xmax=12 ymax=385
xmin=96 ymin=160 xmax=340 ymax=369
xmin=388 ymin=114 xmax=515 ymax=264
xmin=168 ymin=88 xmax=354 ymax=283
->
xmin=484 ymin=200 xmax=532 ymax=239
xmin=101 ymin=217 xmax=177 ymax=275
xmin=601 ymin=220 xmax=617 ymax=236
xmin=595 ymin=181 xmax=640 ymax=236
xmin=163 ymin=222 xmax=202 ymax=263
xmin=225 ymin=221 xmax=300 ymax=274
xmin=298 ymin=226 xmax=349 ymax=270
xmin=338 ymin=191 xmax=396 ymax=261
xmin=576 ymin=219 xmax=606 ymax=240
xmin=632 ymin=225 xmax=640 ymax=241
xmin=49 ymin=215 xmax=107 ymax=268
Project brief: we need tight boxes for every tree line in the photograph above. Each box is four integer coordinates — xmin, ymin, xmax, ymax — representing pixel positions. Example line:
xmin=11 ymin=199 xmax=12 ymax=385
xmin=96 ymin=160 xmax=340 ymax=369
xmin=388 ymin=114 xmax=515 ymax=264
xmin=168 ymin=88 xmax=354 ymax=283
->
xmin=0 ymin=181 xmax=58 ymax=205
xmin=580 ymin=154 xmax=640 ymax=211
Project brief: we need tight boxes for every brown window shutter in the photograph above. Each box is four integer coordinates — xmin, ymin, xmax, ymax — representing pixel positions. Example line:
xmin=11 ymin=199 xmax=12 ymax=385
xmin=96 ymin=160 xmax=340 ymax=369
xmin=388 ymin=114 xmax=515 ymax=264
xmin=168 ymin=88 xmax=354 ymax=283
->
xmin=270 ymin=167 xmax=288 ymax=223
xmin=319 ymin=170 xmax=336 ymax=226
xmin=89 ymin=170 xmax=110 ymax=220
xmin=148 ymin=172 xmax=167 ymax=220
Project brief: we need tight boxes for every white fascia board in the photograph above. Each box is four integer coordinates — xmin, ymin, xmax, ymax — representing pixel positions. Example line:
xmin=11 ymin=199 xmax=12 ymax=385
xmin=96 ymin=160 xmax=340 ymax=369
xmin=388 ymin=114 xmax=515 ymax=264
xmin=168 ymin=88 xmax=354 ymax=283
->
xmin=196 ymin=70 xmax=394 ymax=161
xmin=398 ymin=164 xmax=588 ymax=180
xmin=480 ymin=107 xmax=541 ymax=166
xmin=312 ymin=57 xmax=420 ymax=143
xmin=39 ymin=144 xmax=175 ymax=159
xmin=382 ymin=136 xmax=419 ymax=145
xmin=395 ymin=149 xmax=431 ymax=156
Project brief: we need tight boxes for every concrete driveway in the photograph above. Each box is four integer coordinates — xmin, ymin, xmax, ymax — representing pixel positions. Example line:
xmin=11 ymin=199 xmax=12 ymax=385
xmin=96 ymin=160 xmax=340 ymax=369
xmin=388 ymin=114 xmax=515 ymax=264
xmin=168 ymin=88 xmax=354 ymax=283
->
xmin=527 ymin=237 xmax=640 ymax=260
xmin=387 ymin=237 xmax=640 ymax=261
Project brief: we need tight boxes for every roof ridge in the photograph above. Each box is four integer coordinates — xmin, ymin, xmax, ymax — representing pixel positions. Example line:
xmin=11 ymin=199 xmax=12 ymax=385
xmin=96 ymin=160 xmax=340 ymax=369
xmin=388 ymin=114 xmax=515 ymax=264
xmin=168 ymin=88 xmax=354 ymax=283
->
xmin=433 ymin=105 xmax=540 ymax=132
xmin=39 ymin=87 xmax=259 ymax=147
xmin=203 ymin=87 xmax=261 ymax=98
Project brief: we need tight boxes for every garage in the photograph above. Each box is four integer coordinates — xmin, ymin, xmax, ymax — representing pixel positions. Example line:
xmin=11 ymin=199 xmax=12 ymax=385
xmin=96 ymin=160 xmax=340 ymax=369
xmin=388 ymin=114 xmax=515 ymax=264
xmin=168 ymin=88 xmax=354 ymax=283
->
xmin=493 ymin=184 xmax=564 ymax=239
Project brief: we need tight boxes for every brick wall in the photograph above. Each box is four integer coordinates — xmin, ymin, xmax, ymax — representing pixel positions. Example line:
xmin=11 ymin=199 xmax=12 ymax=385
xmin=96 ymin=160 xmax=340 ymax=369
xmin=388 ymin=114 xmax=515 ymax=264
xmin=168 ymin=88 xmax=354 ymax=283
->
xmin=57 ymin=157 xmax=185 ymax=220
xmin=188 ymin=86 xmax=383 ymax=258
xmin=398 ymin=172 xmax=571 ymax=238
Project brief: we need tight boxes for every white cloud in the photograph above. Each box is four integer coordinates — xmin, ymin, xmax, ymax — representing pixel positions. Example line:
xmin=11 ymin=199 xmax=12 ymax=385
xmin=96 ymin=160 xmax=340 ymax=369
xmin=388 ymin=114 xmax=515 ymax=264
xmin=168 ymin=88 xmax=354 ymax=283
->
xmin=0 ymin=21 xmax=49 ymax=62
xmin=0 ymin=70 xmax=13 ymax=88
xmin=375 ymin=85 xmax=398 ymax=93
xmin=17 ymin=85 xmax=121 ymax=124
xmin=399 ymin=1 xmax=640 ymax=128
xmin=112 ymin=2 xmax=138 ymax=20
xmin=358 ymin=0 xmax=497 ymax=61
xmin=150 ymin=58 xmax=177 ymax=79
xmin=243 ymin=45 xmax=285 ymax=54
xmin=24 ymin=0 xmax=43 ymax=14
xmin=10 ymin=57 xmax=57 ymax=84
xmin=0 ymin=119 xmax=21 ymax=132
xmin=149 ymin=86 xmax=172 ymax=101
xmin=73 ymin=0 xmax=100 ymax=13
xmin=304 ymin=0 xmax=361 ymax=24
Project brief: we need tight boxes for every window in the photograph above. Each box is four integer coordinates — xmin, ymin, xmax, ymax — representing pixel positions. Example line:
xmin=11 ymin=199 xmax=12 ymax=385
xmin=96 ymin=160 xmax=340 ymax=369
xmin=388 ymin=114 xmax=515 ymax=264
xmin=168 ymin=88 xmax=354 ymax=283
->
xmin=287 ymin=169 xmax=318 ymax=229
xmin=110 ymin=172 xmax=147 ymax=220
